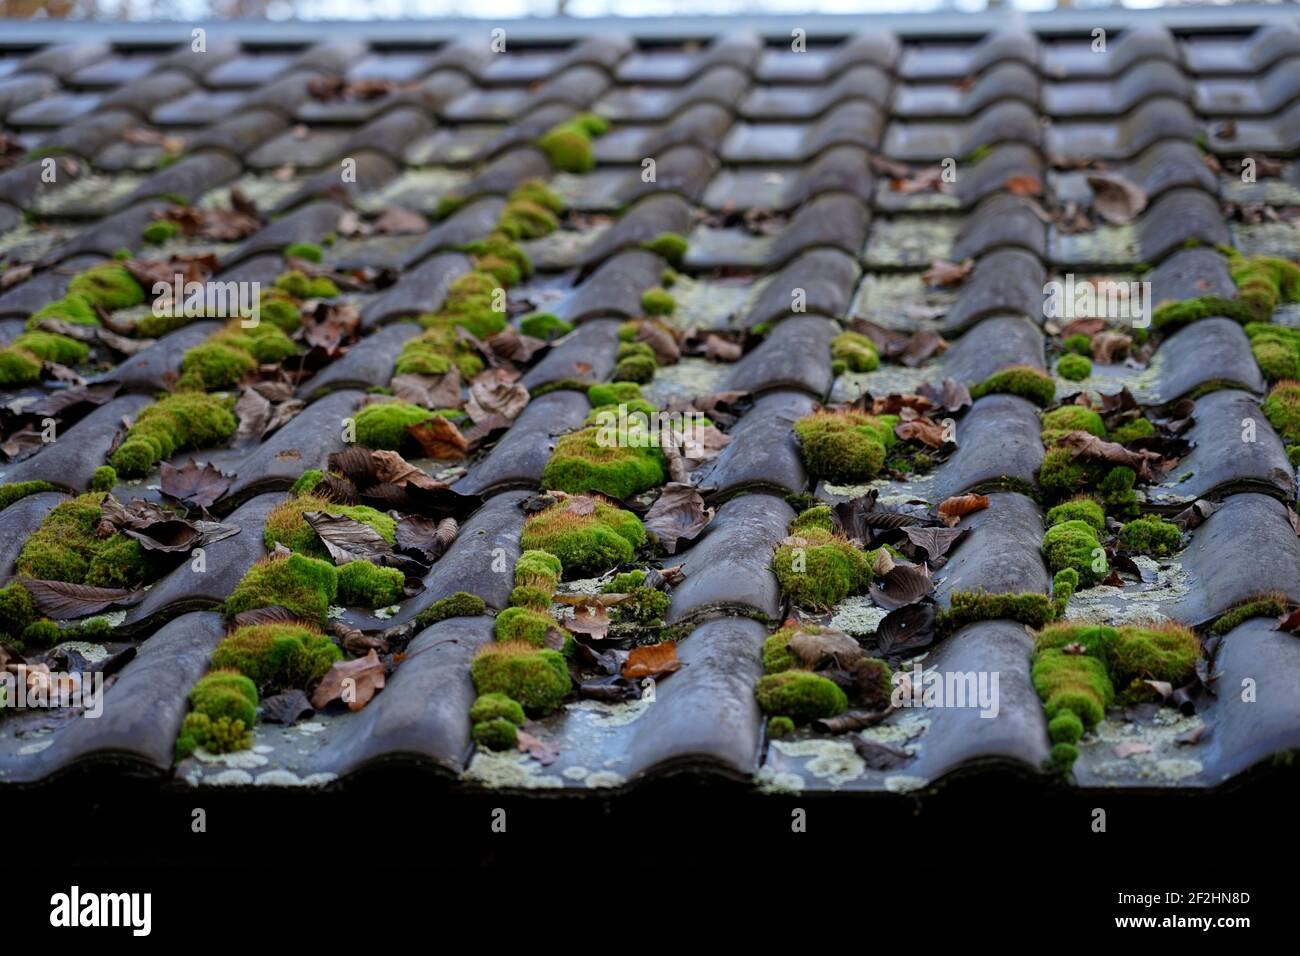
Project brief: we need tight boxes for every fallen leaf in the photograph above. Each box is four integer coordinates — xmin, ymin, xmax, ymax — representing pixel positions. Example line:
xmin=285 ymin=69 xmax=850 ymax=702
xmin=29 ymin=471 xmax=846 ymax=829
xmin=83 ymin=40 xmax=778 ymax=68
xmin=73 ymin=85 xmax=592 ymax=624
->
xmin=1004 ymin=173 xmax=1043 ymax=197
xmin=311 ymin=649 xmax=385 ymax=711
xmin=893 ymin=417 xmax=951 ymax=449
xmin=261 ymin=689 xmax=315 ymax=725
xmin=1054 ymin=431 xmax=1164 ymax=482
xmin=787 ymin=628 xmax=865 ymax=670
xmin=921 ymin=258 xmax=973 ymax=288
xmin=466 ymin=369 xmax=529 ymax=423
xmin=392 ymin=370 xmax=463 ymax=410
xmin=871 ymin=603 xmax=936 ymax=661
xmin=936 ymin=493 xmax=989 ymax=527
xmin=373 ymin=206 xmax=427 ymax=235
xmin=1113 ymin=741 xmax=1153 ymax=759
xmin=813 ymin=709 xmax=893 ymax=733
xmin=869 ymin=561 xmax=933 ymax=610
xmin=19 ymin=578 xmax=145 ymax=619
xmin=406 ymin=415 xmax=468 ymax=460
xmin=369 ymin=450 xmax=450 ymax=492
xmin=303 ymin=512 xmax=393 ymax=565
xmin=160 ymin=459 xmax=233 ymax=508
xmin=565 ymin=596 xmax=611 ymax=639
xmin=395 ymin=515 xmax=458 ymax=562
xmin=1090 ymin=330 xmax=1132 ymax=364
xmin=1086 ymin=172 xmax=1147 ymax=225
xmin=852 ymin=736 xmax=911 ymax=770
xmin=621 ymin=641 xmax=681 ymax=680
xmin=901 ymin=526 xmax=969 ymax=562
xmin=642 ymin=482 xmax=715 ymax=555
xmin=515 ymin=727 xmax=561 ymax=764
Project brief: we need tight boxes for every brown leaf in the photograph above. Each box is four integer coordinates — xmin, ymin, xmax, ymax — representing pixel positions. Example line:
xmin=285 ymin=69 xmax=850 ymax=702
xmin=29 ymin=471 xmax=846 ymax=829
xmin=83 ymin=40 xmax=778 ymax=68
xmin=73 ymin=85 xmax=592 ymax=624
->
xmin=787 ymin=628 xmax=866 ymax=670
xmin=704 ymin=334 xmax=742 ymax=362
xmin=1004 ymin=174 xmax=1043 ymax=197
xmin=642 ymin=482 xmax=715 ymax=555
xmin=1113 ymin=741 xmax=1152 ymax=759
xmin=901 ymin=525 xmax=969 ymax=562
xmin=916 ymin=377 xmax=972 ymax=413
xmin=406 ymin=415 xmax=468 ymax=460
xmin=261 ymin=689 xmax=315 ymax=725
xmin=395 ymin=515 xmax=458 ymax=562
xmin=679 ymin=424 xmax=730 ymax=469
xmin=1054 ymin=431 xmax=1164 ymax=482
xmin=635 ymin=321 xmax=681 ymax=364
xmin=936 ymin=494 xmax=989 ymax=527
xmin=369 ymin=450 xmax=447 ymax=491
xmin=566 ymin=597 xmax=611 ymax=639
xmin=893 ymin=417 xmax=950 ymax=449
xmin=19 ymin=578 xmax=145 ymax=619
xmin=159 ymin=459 xmax=233 ymax=509
xmin=869 ymin=560 xmax=933 ymax=610
xmin=311 ymin=649 xmax=386 ymax=711
xmin=920 ymin=258 xmax=973 ymax=288
xmin=1090 ymin=330 xmax=1132 ymax=364
xmin=515 ymin=726 xmax=561 ymax=765
xmin=466 ymin=369 xmax=529 ymax=423
xmin=1086 ymin=173 xmax=1148 ymax=225
xmin=373 ymin=206 xmax=427 ymax=235
xmin=232 ymin=387 xmax=272 ymax=448
xmin=391 ymin=370 xmax=463 ymax=410
xmin=232 ymin=606 xmax=312 ymax=629
xmin=303 ymin=513 xmax=393 ymax=565
xmin=621 ymin=641 xmax=681 ymax=680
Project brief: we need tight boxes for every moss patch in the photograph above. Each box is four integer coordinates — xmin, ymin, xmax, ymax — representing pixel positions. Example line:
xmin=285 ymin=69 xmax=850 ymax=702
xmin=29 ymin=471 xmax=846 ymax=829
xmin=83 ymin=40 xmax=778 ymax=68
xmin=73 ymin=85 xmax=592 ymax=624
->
xmin=541 ymin=425 xmax=666 ymax=499
xmin=224 ymin=553 xmax=339 ymax=627
xmin=794 ymin=409 xmax=894 ymax=484
xmin=210 ymin=621 xmax=342 ymax=692
xmin=520 ymin=499 xmax=646 ymax=579
xmin=109 ymin=391 xmax=238 ymax=477
xmin=470 ymin=640 xmax=570 ymax=715
xmin=970 ymin=365 xmax=1056 ymax=408
xmin=772 ymin=527 xmax=874 ymax=611
xmin=536 ymin=113 xmax=608 ymax=174
xmin=14 ymin=492 xmax=160 ymax=589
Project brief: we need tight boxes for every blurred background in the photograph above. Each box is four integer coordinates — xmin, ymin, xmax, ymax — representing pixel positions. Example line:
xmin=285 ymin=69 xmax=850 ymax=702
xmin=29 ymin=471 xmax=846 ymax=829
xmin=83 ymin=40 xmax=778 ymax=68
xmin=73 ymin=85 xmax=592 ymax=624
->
xmin=0 ymin=0 xmax=1288 ymax=23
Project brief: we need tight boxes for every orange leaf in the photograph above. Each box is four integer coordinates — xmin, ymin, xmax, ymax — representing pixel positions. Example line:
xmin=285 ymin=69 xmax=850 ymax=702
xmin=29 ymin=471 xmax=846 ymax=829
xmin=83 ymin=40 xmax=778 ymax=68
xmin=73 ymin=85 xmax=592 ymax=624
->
xmin=621 ymin=641 xmax=681 ymax=680
xmin=406 ymin=415 xmax=468 ymax=460
xmin=936 ymin=493 xmax=990 ymax=527
xmin=311 ymin=649 xmax=386 ymax=712
xmin=1004 ymin=174 xmax=1042 ymax=197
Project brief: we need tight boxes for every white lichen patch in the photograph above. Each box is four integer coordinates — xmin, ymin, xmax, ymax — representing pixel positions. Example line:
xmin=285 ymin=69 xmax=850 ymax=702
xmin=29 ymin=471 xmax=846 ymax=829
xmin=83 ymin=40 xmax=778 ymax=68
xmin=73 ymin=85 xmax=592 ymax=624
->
xmin=644 ymin=356 xmax=728 ymax=408
xmin=672 ymin=274 xmax=751 ymax=332
xmin=1083 ymin=712 xmax=1207 ymax=784
xmin=884 ymin=774 xmax=928 ymax=793
xmin=463 ymin=750 xmax=565 ymax=789
xmin=557 ymin=576 xmax=604 ymax=596
xmin=254 ymin=769 xmax=336 ymax=787
xmin=294 ymin=720 xmax=327 ymax=735
xmin=851 ymin=273 xmax=957 ymax=332
xmin=829 ymin=596 xmax=890 ymax=636
xmin=863 ymin=215 xmax=961 ymax=269
xmin=831 ymin=363 xmax=933 ymax=405
xmin=1064 ymin=557 xmax=1190 ymax=626
xmin=755 ymin=766 xmax=805 ymax=794
xmin=373 ymin=604 xmax=402 ymax=619
xmin=193 ymin=747 xmax=269 ymax=769
xmin=353 ymin=167 xmax=469 ymax=214
xmin=861 ymin=713 xmax=931 ymax=749
xmin=18 ymin=738 xmax=54 ymax=755
xmin=770 ymin=738 xmax=865 ymax=788
xmin=58 ymin=641 xmax=110 ymax=662
xmin=570 ymin=696 xmax=653 ymax=728
xmin=585 ymin=770 xmax=625 ymax=789
xmin=562 ymin=765 xmax=590 ymax=781
xmin=202 ymin=769 xmax=254 ymax=787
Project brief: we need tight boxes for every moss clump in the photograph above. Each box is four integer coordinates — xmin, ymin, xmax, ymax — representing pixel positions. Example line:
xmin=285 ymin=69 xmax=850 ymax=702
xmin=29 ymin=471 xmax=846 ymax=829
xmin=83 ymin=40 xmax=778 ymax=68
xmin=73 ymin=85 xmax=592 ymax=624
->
xmin=789 ymin=505 xmax=834 ymax=534
xmin=1037 ymin=446 xmax=1107 ymax=499
xmin=519 ymin=312 xmax=572 ymax=341
xmin=1032 ymin=646 xmax=1112 ymax=729
xmin=1262 ymin=380 xmax=1300 ymax=443
xmin=284 ymin=242 xmax=323 ymax=263
xmin=189 ymin=670 xmax=258 ymax=728
xmin=12 ymin=331 xmax=89 ymax=365
xmin=177 ymin=341 xmax=256 ymax=390
xmin=1056 ymin=353 xmax=1092 ymax=381
xmin=494 ymin=606 xmax=568 ymax=648
xmin=767 ymin=715 xmax=796 ymax=738
xmin=336 ymin=560 xmax=405 ymax=607
xmin=755 ymin=671 xmax=848 ymax=723
xmin=1048 ymin=709 xmax=1084 ymax=744
xmin=794 ymin=409 xmax=893 ymax=484
xmin=511 ymin=178 xmax=565 ymax=215
xmin=396 ymin=318 xmax=486 ymax=380
xmin=1117 ymin=516 xmax=1182 ymax=555
xmin=0 ymin=347 xmax=43 ymax=386
xmin=14 ymin=493 xmax=158 ymax=589
xmin=970 ymin=365 xmax=1056 ymax=408
xmin=1108 ymin=417 xmax=1155 ymax=445
xmin=26 ymin=294 xmax=98 ymax=330
xmin=616 ymin=586 xmax=670 ymax=625
xmin=67 ymin=264 xmax=144 ymax=310
xmin=470 ymin=692 xmax=526 ymax=726
xmin=0 ymin=480 xmax=56 ymax=511
xmin=461 ymin=233 xmax=532 ymax=287
xmin=89 ymin=466 xmax=117 ymax=493
xmin=109 ymin=391 xmax=237 ymax=477
xmin=1062 ymin=334 xmax=1092 ymax=356
xmin=541 ymin=426 xmax=666 ymax=500
xmin=641 ymin=232 xmax=688 ymax=264
xmin=275 ymin=270 xmax=338 ymax=299
xmin=602 ymin=570 xmax=646 ymax=593
xmin=353 ymin=401 xmax=436 ymax=454
xmin=640 ymin=288 xmax=675 ymax=316
xmin=257 ymin=295 xmax=302 ymax=333
xmin=413 ymin=591 xmax=487 ymax=631
xmin=1045 ymin=496 xmax=1104 ymax=531
xmin=1246 ymin=324 xmax=1300 ymax=382
xmin=20 ymin=618 xmax=60 ymax=648
xmin=0 ymin=581 xmax=37 ymax=640
xmin=210 ymin=621 xmax=341 ymax=693
xmin=1042 ymin=519 xmax=1106 ymax=587
xmin=472 ymin=717 xmax=519 ymax=750
xmin=470 ymin=641 xmax=570 ymax=715
xmin=509 ymin=586 xmax=552 ymax=611
xmin=515 ymin=550 xmax=563 ymax=592
xmin=536 ymin=113 xmax=608 ymax=173
xmin=1034 ymin=621 xmax=1200 ymax=711
xmin=830 ymin=331 xmax=879 ymax=374
xmin=1040 ymin=405 xmax=1105 ymax=445
xmin=499 ymin=198 xmax=559 ymax=241
xmin=1052 ymin=567 xmax=1079 ymax=618
xmin=762 ymin=624 xmax=805 ymax=674
xmin=520 ymin=500 xmax=646 ymax=579
xmin=1210 ymin=593 xmax=1289 ymax=636
xmin=224 ymin=553 xmax=339 ymax=627
xmin=1154 ymin=254 xmax=1300 ymax=331
xmin=1098 ymin=465 xmax=1138 ymax=518
xmin=772 ymin=528 xmax=874 ymax=610
xmin=290 ymin=470 xmax=325 ymax=496
xmin=143 ymin=219 xmax=179 ymax=244
xmin=213 ymin=321 xmax=297 ymax=364
xmin=613 ymin=353 xmax=656 ymax=384
xmin=937 ymin=590 xmax=1056 ymax=635
xmin=176 ymin=712 xmax=253 ymax=758
xmin=587 ymin=382 xmax=641 ymax=407
xmin=263 ymin=495 xmax=396 ymax=558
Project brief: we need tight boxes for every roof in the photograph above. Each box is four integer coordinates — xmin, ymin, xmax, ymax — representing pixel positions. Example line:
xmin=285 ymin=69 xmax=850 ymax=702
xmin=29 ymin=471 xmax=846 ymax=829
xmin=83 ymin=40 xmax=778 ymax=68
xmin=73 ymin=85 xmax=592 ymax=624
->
xmin=1 ymin=9 xmax=1299 ymax=794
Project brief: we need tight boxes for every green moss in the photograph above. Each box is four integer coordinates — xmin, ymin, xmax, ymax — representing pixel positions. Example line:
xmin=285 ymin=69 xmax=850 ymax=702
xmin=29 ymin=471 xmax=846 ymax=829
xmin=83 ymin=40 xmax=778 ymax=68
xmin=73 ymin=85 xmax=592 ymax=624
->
xmin=789 ymin=505 xmax=834 ymax=534
xmin=509 ymin=585 xmax=552 ymax=611
xmin=541 ymin=426 xmax=666 ymax=499
xmin=1045 ymin=496 xmax=1104 ymax=531
xmin=0 ymin=582 xmax=36 ymax=640
xmin=1034 ymin=621 xmax=1200 ymax=710
xmin=396 ymin=319 xmax=486 ymax=380
xmin=515 ymin=549 xmax=563 ymax=592
xmin=772 ymin=527 xmax=874 ymax=610
xmin=602 ymin=569 xmax=646 ymax=593
xmin=937 ymin=590 xmax=1057 ymax=635
xmin=12 ymin=331 xmax=89 ymax=365
xmin=1262 ymin=380 xmax=1300 ymax=443
xmin=284 ymin=242 xmax=323 ymax=263
xmin=587 ymin=382 xmax=641 ymax=407
xmin=794 ymin=409 xmax=892 ymax=484
xmin=519 ymin=312 xmax=572 ymax=341
xmin=461 ymin=233 xmax=532 ymax=287
xmin=89 ymin=466 xmax=117 ymax=493
xmin=142 ymin=219 xmax=179 ymax=244
xmin=178 ymin=341 xmax=256 ymax=390
xmin=336 ymin=560 xmax=405 ymax=607
xmin=20 ymin=618 xmax=60 ymax=647
xmin=1109 ymin=623 xmax=1200 ymax=689
xmin=27 ymin=294 xmax=98 ymax=330
xmin=257 ymin=296 xmax=302 ymax=333
xmin=1052 ymin=567 xmax=1079 ymax=618
xmin=536 ymin=114 xmax=608 ymax=173
xmin=1056 ymin=353 xmax=1092 ymax=381
xmin=613 ymin=353 xmax=657 ymax=384
xmin=511 ymin=178 xmax=565 ymax=214
xmin=1108 ymin=417 xmax=1155 ymax=445
xmin=263 ymin=495 xmax=396 ymax=558
xmin=216 ymin=321 xmax=298 ymax=364
xmin=1062 ymin=334 xmax=1091 ymax=356
xmin=275 ymin=270 xmax=338 ymax=299
xmin=767 ymin=715 xmax=795 ymax=739
xmin=109 ymin=391 xmax=237 ymax=477
xmin=353 ymin=401 xmax=436 ymax=453
xmin=1210 ymin=593 xmax=1289 ymax=636
xmin=470 ymin=692 xmax=526 ymax=726
xmin=616 ymin=586 xmax=670 ymax=625
xmin=763 ymin=624 xmax=803 ymax=673
xmin=189 ymin=670 xmax=258 ymax=728
xmin=1048 ymin=710 xmax=1084 ymax=744
xmin=520 ymin=500 xmax=645 ymax=578
xmin=470 ymin=641 xmax=570 ymax=715
xmin=1042 ymin=519 xmax=1106 ymax=587
xmin=176 ymin=712 xmax=252 ymax=758
xmin=755 ymin=670 xmax=848 ymax=723
xmin=1098 ymin=466 xmax=1139 ymax=519
xmin=210 ymin=620 xmax=342 ymax=692
xmin=290 ymin=469 xmax=325 ymax=496
xmin=830 ymin=331 xmax=880 ymax=373
xmin=0 ymin=480 xmax=56 ymax=511
xmin=0 ymin=347 xmax=43 ymax=386
xmin=67 ymin=264 xmax=144 ymax=310
xmin=1032 ymin=646 xmax=1113 ymax=727
xmin=970 ymin=365 xmax=1056 ymax=408
xmin=499 ymin=198 xmax=560 ymax=241
xmin=1038 ymin=447 xmax=1107 ymax=499
xmin=493 ymin=606 xmax=567 ymax=648
xmin=1154 ymin=254 xmax=1300 ymax=331
xmin=640 ymin=288 xmax=675 ymax=316
xmin=1040 ymin=406 xmax=1106 ymax=446
xmin=413 ymin=591 xmax=487 ymax=631
xmin=14 ymin=493 xmax=157 ymax=589
xmin=641 ymin=231 xmax=688 ymax=264
xmin=472 ymin=717 xmax=519 ymax=750
xmin=223 ymin=553 xmax=339 ymax=627
xmin=1117 ymin=516 xmax=1182 ymax=555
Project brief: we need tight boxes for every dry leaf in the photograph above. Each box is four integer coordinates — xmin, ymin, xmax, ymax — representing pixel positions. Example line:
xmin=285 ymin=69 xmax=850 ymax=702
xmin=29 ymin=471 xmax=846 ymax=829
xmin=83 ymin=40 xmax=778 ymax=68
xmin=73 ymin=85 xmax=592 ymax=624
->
xmin=311 ymin=650 xmax=385 ymax=711
xmin=1004 ymin=174 xmax=1042 ymax=197
xmin=936 ymin=493 xmax=989 ymax=527
xmin=621 ymin=641 xmax=681 ymax=680
xmin=406 ymin=415 xmax=468 ymax=460
xmin=920 ymin=258 xmax=973 ymax=288
xmin=1086 ymin=172 xmax=1148 ymax=225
